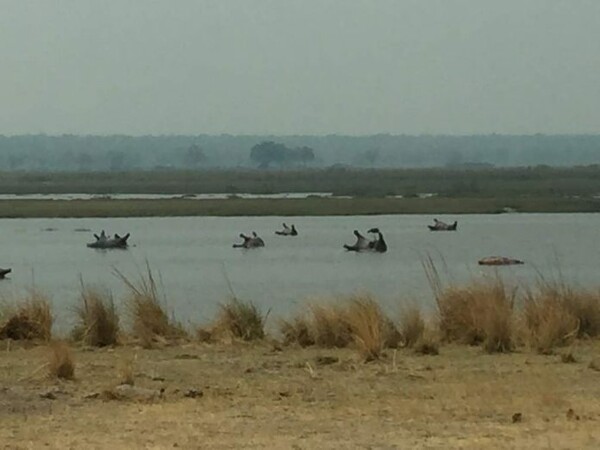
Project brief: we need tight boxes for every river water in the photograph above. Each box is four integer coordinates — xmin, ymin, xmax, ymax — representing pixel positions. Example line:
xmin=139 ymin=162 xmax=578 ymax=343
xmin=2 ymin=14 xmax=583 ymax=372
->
xmin=0 ymin=214 xmax=596 ymax=330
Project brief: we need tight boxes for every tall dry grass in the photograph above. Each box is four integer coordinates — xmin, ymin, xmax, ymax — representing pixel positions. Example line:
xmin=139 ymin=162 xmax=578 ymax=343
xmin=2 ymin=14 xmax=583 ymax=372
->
xmin=72 ymin=284 xmax=119 ymax=347
xmin=278 ymin=302 xmax=351 ymax=348
xmin=309 ymin=303 xmax=354 ymax=348
xmin=481 ymin=288 xmax=514 ymax=353
xmin=115 ymin=264 xmax=186 ymax=348
xmin=399 ymin=306 xmax=425 ymax=348
xmin=0 ymin=291 xmax=53 ymax=341
xmin=344 ymin=295 xmax=391 ymax=361
xmin=413 ymin=332 xmax=440 ymax=355
xmin=202 ymin=297 xmax=267 ymax=342
xmin=279 ymin=314 xmax=315 ymax=347
xmin=435 ymin=278 xmax=516 ymax=352
xmin=531 ymin=281 xmax=600 ymax=338
xmin=279 ymin=294 xmax=398 ymax=361
xmin=522 ymin=281 xmax=586 ymax=354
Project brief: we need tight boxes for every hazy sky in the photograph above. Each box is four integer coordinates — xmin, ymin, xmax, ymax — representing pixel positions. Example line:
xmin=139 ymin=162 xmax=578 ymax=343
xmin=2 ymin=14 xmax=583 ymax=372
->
xmin=1 ymin=1 xmax=599 ymax=135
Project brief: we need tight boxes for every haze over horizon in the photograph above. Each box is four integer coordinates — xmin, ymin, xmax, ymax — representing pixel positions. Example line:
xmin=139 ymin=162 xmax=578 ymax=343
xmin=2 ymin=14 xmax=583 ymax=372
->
xmin=1 ymin=1 xmax=599 ymax=136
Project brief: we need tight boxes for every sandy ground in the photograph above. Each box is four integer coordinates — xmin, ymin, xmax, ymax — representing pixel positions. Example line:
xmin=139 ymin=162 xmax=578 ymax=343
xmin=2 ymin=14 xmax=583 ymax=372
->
xmin=0 ymin=341 xmax=599 ymax=449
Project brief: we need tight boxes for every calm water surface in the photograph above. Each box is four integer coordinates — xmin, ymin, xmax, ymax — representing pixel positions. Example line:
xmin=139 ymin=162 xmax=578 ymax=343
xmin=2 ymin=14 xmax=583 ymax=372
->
xmin=0 ymin=214 xmax=597 ymax=330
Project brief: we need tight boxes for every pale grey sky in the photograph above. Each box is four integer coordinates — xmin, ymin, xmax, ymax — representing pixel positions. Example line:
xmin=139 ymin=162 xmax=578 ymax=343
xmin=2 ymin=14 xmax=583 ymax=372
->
xmin=1 ymin=0 xmax=599 ymax=135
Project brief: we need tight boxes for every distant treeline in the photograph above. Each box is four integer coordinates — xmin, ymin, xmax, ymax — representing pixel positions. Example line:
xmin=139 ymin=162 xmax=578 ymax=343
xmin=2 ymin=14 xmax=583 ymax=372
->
xmin=0 ymin=134 xmax=600 ymax=171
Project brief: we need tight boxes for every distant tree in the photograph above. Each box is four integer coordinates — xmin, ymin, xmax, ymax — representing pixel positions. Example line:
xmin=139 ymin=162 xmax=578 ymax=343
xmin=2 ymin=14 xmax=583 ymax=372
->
xmin=295 ymin=146 xmax=315 ymax=166
xmin=250 ymin=142 xmax=316 ymax=168
xmin=250 ymin=141 xmax=288 ymax=168
xmin=183 ymin=144 xmax=207 ymax=168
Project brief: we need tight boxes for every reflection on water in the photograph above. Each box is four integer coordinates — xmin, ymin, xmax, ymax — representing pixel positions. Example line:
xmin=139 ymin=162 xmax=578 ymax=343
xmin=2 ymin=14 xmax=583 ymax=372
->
xmin=0 ymin=214 xmax=597 ymax=330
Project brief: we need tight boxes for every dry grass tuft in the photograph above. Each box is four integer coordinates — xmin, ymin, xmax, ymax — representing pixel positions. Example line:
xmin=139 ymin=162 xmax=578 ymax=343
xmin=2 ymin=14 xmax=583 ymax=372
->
xmin=279 ymin=315 xmax=315 ymax=347
xmin=545 ymin=283 xmax=600 ymax=338
xmin=0 ymin=291 xmax=53 ymax=341
xmin=399 ymin=305 xmax=425 ymax=348
xmin=197 ymin=298 xmax=267 ymax=343
xmin=523 ymin=283 xmax=580 ymax=354
xmin=276 ymin=304 xmax=345 ymax=348
xmin=344 ymin=295 xmax=390 ymax=361
xmin=482 ymin=289 xmax=515 ymax=353
xmin=72 ymin=285 xmax=119 ymax=347
xmin=435 ymin=277 xmax=516 ymax=353
xmin=309 ymin=303 xmax=353 ymax=348
xmin=48 ymin=341 xmax=75 ymax=380
xmin=521 ymin=279 xmax=600 ymax=354
xmin=569 ymin=292 xmax=600 ymax=338
xmin=414 ymin=336 xmax=440 ymax=355
xmin=279 ymin=295 xmax=397 ymax=359
xmin=209 ymin=297 xmax=267 ymax=342
xmin=117 ymin=357 xmax=136 ymax=385
xmin=115 ymin=264 xmax=186 ymax=348
xmin=195 ymin=326 xmax=214 ymax=343
xmin=382 ymin=317 xmax=402 ymax=349
xmin=413 ymin=323 xmax=441 ymax=355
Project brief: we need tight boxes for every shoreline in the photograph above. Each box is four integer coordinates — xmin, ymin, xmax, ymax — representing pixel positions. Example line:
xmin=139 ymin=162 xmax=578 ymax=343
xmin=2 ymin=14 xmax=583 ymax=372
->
xmin=1 ymin=196 xmax=600 ymax=218
xmin=1 ymin=276 xmax=600 ymax=446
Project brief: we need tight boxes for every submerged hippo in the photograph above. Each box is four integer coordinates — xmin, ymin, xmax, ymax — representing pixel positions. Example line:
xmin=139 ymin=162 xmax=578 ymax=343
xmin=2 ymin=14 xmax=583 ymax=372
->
xmin=0 ymin=268 xmax=11 ymax=279
xmin=275 ymin=223 xmax=298 ymax=236
xmin=87 ymin=230 xmax=130 ymax=249
xmin=367 ymin=228 xmax=387 ymax=253
xmin=428 ymin=219 xmax=458 ymax=231
xmin=233 ymin=232 xmax=265 ymax=249
xmin=344 ymin=228 xmax=387 ymax=253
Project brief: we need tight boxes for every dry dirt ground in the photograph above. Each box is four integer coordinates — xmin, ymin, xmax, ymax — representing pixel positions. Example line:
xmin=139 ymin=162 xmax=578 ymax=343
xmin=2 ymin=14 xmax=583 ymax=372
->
xmin=0 ymin=341 xmax=599 ymax=449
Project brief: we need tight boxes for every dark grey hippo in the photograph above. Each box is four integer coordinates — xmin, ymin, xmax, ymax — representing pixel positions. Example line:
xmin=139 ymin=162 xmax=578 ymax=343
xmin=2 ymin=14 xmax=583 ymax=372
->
xmin=87 ymin=230 xmax=130 ymax=249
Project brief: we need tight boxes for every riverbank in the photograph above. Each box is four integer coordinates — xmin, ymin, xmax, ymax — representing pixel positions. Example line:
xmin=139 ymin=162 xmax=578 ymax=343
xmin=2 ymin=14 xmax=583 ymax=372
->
xmin=1 ymin=195 xmax=600 ymax=217
xmin=2 ymin=272 xmax=600 ymax=447
xmin=1 ymin=340 xmax=599 ymax=448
